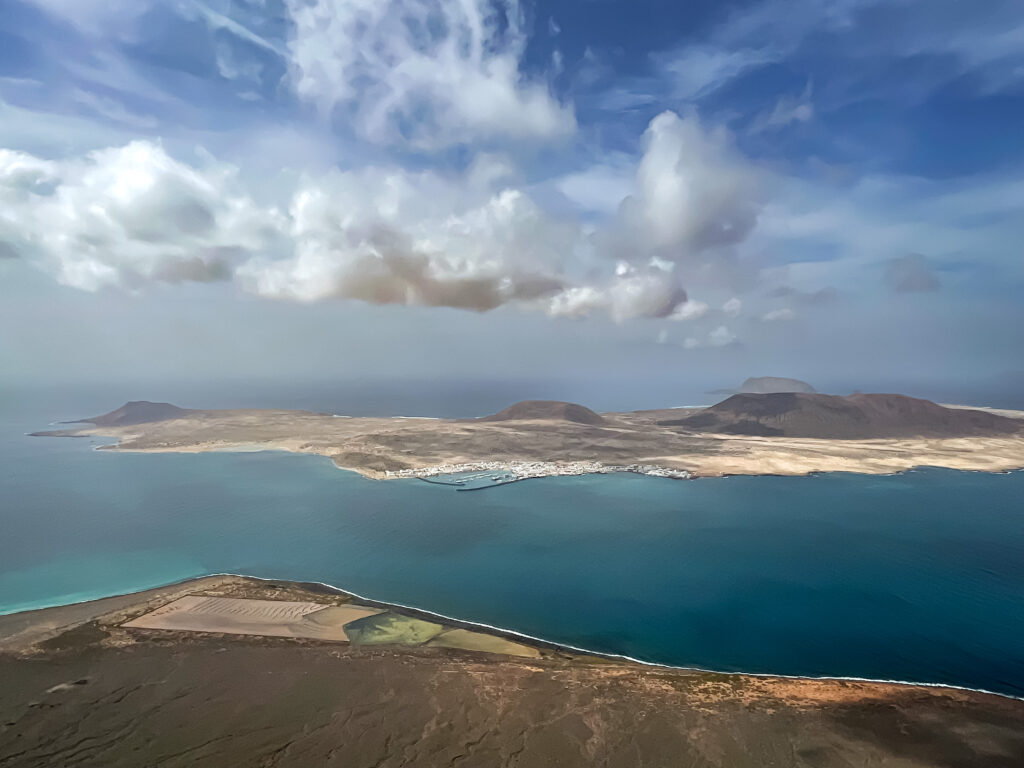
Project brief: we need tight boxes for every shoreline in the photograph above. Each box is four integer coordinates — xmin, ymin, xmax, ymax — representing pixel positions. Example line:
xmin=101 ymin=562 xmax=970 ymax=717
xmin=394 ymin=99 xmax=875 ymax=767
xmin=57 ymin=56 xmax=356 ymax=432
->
xmin=5 ymin=578 xmax=1022 ymax=767
xmin=69 ymin=435 xmax=1024 ymax=485
xmin=3 ymin=572 xmax=1021 ymax=703
xmin=29 ymin=397 xmax=1024 ymax=482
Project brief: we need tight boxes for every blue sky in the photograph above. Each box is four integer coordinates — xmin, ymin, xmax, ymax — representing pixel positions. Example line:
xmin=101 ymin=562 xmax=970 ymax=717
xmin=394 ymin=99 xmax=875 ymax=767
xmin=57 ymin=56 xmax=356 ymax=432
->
xmin=1 ymin=0 xmax=1022 ymax=399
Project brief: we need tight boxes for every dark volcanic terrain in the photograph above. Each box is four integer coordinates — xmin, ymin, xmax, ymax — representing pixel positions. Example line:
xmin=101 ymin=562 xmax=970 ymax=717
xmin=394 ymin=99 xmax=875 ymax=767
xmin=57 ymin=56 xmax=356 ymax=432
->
xmin=662 ymin=392 xmax=1024 ymax=439
xmin=1 ymin=577 xmax=1022 ymax=768
xmin=76 ymin=401 xmax=192 ymax=427
xmin=479 ymin=400 xmax=607 ymax=426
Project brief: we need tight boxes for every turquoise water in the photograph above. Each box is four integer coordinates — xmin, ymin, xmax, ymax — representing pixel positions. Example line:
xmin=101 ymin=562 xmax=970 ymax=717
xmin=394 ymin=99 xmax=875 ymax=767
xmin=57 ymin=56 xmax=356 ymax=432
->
xmin=2 ymin=391 xmax=1024 ymax=697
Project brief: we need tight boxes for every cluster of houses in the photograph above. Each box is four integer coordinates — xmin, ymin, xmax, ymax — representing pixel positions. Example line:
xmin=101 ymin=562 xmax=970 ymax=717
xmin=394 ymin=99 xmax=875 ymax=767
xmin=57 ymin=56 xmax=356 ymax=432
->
xmin=384 ymin=460 xmax=690 ymax=482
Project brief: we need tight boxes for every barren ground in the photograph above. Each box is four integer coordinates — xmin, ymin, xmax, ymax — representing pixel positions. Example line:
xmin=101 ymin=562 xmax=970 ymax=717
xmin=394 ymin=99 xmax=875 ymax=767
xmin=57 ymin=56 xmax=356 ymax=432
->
xmin=35 ymin=404 xmax=1024 ymax=479
xmin=2 ymin=577 xmax=1022 ymax=767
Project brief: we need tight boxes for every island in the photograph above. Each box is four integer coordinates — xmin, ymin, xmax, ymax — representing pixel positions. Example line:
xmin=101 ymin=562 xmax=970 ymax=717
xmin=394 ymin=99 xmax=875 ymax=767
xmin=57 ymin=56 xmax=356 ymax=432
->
xmin=33 ymin=393 xmax=1024 ymax=482
xmin=2 ymin=577 xmax=1022 ymax=766
xmin=710 ymin=375 xmax=818 ymax=395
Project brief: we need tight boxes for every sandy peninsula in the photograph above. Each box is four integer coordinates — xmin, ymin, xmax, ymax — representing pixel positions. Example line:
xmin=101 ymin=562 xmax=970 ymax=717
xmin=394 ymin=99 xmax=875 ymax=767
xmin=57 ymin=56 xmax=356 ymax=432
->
xmin=33 ymin=394 xmax=1024 ymax=482
xmin=1 ymin=576 xmax=1022 ymax=767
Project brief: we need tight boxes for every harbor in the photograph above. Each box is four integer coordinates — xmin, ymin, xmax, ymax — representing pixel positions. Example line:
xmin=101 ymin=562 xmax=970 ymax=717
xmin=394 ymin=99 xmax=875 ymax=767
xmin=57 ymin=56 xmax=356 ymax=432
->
xmin=417 ymin=470 xmax=521 ymax=491
xmin=393 ymin=461 xmax=691 ymax=490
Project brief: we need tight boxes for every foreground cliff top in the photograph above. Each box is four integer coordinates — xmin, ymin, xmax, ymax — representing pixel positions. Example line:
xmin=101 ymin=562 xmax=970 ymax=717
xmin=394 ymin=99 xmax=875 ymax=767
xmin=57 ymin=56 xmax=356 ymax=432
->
xmin=1 ymin=576 xmax=1021 ymax=767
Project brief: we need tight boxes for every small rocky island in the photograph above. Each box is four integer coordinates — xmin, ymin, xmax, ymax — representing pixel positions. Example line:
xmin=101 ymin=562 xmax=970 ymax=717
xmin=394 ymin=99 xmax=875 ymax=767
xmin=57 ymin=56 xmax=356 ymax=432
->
xmin=710 ymin=375 xmax=818 ymax=395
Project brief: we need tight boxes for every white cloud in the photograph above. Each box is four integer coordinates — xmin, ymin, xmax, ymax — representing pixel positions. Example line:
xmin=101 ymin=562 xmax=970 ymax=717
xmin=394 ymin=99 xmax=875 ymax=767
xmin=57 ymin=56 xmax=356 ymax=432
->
xmin=595 ymin=0 xmax=862 ymax=113
xmin=722 ymin=297 xmax=743 ymax=317
xmin=0 ymin=141 xmax=275 ymax=291
xmin=657 ymin=46 xmax=777 ymax=101
xmin=753 ymin=168 xmax=1024 ymax=288
xmin=226 ymin=109 xmax=758 ymax=323
xmin=556 ymin=159 xmax=633 ymax=215
xmin=604 ymin=111 xmax=762 ymax=264
xmin=1 ymin=139 xmax=695 ymax=321
xmin=284 ymin=0 xmax=575 ymax=148
xmin=762 ymin=307 xmax=796 ymax=321
xmin=710 ymin=325 xmax=737 ymax=345
xmin=182 ymin=1 xmax=283 ymax=55
xmin=70 ymin=88 xmax=158 ymax=129
xmin=239 ymin=169 xmax=577 ymax=312
xmin=641 ymin=0 xmax=1024 ymax=119
xmin=545 ymin=265 xmax=686 ymax=322
xmin=751 ymin=82 xmax=814 ymax=132
xmin=669 ymin=300 xmax=709 ymax=321
xmin=683 ymin=325 xmax=737 ymax=349
xmin=25 ymin=0 xmax=146 ymax=35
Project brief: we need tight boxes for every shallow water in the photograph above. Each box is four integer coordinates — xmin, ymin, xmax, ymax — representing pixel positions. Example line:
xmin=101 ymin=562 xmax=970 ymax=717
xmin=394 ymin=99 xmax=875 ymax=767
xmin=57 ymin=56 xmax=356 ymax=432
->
xmin=2 ymin=390 xmax=1023 ymax=697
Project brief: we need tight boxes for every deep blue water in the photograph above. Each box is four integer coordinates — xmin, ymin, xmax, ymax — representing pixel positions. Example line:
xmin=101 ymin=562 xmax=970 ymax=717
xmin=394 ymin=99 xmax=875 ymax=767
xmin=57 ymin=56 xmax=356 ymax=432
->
xmin=2 ymin=388 xmax=1024 ymax=697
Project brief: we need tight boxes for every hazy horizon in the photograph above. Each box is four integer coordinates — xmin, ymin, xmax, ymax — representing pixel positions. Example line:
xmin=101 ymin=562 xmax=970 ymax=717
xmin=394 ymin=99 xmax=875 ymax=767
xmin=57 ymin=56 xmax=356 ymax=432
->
xmin=5 ymin=369 xmax=1024 ymax=419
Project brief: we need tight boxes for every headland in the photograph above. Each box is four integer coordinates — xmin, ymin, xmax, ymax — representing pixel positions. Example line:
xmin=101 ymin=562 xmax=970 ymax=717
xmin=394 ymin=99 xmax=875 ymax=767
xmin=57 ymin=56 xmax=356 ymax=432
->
xmin=2 ymin=576 xmax=1022 ymax=767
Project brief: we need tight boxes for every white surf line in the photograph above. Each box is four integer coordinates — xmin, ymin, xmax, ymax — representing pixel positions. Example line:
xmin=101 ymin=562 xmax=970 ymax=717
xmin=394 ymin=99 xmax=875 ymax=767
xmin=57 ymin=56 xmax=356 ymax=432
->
xmin=207 ymin=571 xmax=1024 ymax=703
xmin=3 ymin=569 xmax=1021 ymax=702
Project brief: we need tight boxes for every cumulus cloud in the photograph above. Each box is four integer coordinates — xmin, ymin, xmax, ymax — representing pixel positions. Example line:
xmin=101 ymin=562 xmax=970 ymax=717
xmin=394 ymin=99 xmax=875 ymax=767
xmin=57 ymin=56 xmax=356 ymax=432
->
xmin=634 ymin=112 xmax=760 ymax=253
xmin=2 ymin=140 xmax=695 ymax=321
xmin=0 ymin=107 xmax=764 ymax=325
xmin=885 ymin=253 xmax=941 ymax=293
xmin=669 ymin=299 xmax=710 ymax=321
xmin=556 ymin=159 xmax=634 ymax=215
xmin=238 ymin=168 xmax=577 ymax=312
xmin=722 ymin=297 xmax=743 ymax=317
xmin=683 ymin=325 xmax=737 ymax=349
xmin=546 ymin=263 xmax=686 ymax=322
xmin=284 ymin=0 xmax=575 ymax=148
xmin=0 ymin=142 xmax=275 ymax=291
xmin=601 ymin=111 xmax=762 ymax=266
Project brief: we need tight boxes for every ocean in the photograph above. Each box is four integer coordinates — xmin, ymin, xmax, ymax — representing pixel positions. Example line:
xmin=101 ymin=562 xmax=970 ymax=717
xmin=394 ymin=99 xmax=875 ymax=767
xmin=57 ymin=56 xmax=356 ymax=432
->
xmin=2 ymin=384 xmax=1023 ymax=697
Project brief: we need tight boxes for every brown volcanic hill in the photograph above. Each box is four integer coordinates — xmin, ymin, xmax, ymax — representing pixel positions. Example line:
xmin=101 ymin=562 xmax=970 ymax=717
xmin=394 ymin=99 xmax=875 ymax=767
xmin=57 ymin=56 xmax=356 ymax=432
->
xmin=660 ymin=393 xmax=1022 ymax=439
xmin=481 ymin=400 xmax=606 ymax=426
xmin=740 ymin=376 xmax=817 ymax=394
xmin=77 ymin=401 xmax=191 ymax=427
